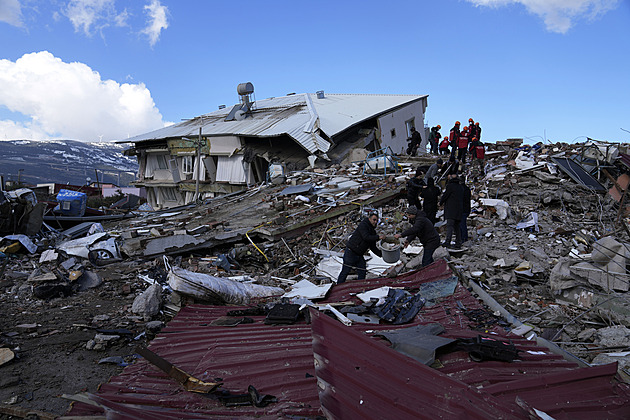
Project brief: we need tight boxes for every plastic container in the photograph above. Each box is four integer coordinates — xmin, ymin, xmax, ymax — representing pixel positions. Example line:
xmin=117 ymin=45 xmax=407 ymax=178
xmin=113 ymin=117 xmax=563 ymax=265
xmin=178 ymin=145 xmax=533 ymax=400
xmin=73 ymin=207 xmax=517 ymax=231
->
xmin=378 ymin=237 xmax=400 ymax=263
xmin=55 ymin=189 xmax=87 ymax=217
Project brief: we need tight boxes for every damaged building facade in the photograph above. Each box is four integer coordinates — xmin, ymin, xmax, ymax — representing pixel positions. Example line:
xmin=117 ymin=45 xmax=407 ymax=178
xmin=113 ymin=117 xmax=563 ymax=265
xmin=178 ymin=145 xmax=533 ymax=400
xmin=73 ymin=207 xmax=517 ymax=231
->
xmin=122 ymin=83 xmax=428 ymax=209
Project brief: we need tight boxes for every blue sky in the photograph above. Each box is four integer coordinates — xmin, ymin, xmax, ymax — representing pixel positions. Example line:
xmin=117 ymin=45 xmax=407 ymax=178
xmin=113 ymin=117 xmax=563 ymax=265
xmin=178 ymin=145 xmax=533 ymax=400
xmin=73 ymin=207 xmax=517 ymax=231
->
xmin=0 ymin=0 xmax=628 ymax=144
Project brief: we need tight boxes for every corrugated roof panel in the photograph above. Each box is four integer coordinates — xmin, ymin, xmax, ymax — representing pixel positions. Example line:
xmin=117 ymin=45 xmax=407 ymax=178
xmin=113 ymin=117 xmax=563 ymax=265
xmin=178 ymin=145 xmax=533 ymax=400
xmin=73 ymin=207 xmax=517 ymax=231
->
xmin=121 ymin=93 xmax=425 ymax=154
xmin=310 ymin=93 xmax=427 ymax=137
xmin=310 ymin=308 xmax=524 ymax=420
xmin=67 ymin=259 xmax=630 ymax=418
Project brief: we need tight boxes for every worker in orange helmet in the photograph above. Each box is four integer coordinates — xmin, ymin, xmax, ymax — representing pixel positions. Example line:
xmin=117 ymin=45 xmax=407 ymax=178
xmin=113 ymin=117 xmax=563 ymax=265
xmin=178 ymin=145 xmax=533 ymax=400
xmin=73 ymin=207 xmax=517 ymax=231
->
xmin=457 ymin=126 xmax=470 ymax=164
xmin=449 ymin=121 xmax=461 ymax=157
xmin=439 ymin=134 xmax=450 ymax=155
xmin=468 ymin=118 xmax=475 ymax=136
xmin=428 ymin=124 xmax=442 ymax=155
xmin=475 ymin=121 xmax=481 ymax=140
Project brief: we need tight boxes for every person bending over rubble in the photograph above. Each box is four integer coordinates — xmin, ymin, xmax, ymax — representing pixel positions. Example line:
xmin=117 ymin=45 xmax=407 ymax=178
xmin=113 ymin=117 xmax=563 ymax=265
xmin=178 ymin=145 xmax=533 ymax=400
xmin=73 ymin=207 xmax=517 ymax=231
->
xmin=424 ymin=159 xmax=443 ymax=184
xmin=395 ymin=206 xmax=440 ymax=266
xmin=440 ymin=173 xmax=464 ymax=249
xmin=337 ymin=213 xmax=384 ymax=284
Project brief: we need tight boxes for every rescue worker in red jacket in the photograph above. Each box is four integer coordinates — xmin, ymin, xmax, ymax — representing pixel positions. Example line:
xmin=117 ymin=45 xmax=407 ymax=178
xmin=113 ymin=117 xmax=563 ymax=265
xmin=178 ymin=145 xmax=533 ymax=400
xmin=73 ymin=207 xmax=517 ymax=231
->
xmin=449 ymin=121 xmax=461 ymax=157
xmin=469 ymin=136 xmax=485 ymax=170
xmin=439 ymin=135 xmax=450 ymax=155
xmin=475 ymin=121 xmax=481 ymax=140
xmin=468 ymin=118 xmax=475 ymax=137
xmin=457 ymin=126 xmax=470 ymax=164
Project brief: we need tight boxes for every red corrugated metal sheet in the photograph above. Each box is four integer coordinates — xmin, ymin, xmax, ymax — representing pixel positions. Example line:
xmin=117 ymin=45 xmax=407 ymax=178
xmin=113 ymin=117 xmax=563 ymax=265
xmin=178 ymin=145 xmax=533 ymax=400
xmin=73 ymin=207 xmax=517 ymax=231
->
xmin=66 ymin=259 xmax=630 ymax=418
xmin=310 ymin=308 xmax=524 ymax=419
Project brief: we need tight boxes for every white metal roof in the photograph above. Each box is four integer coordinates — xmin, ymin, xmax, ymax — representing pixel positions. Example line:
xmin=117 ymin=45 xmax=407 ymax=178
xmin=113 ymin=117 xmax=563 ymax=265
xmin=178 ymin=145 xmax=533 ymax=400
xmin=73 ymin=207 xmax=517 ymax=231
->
xmin=122 ymin=93 xmax=427 ymax=155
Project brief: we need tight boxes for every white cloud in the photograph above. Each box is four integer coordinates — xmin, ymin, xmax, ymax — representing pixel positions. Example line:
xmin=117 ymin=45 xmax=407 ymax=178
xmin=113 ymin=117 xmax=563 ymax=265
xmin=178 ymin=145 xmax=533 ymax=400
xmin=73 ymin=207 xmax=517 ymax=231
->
xmin=0 ymin=0 xmax=23 ymax=27
xmin=141 ymin=0 xmax=168 ymax=47
xmin=0 ymin=51 xmax=166 ymax=141
xmin=65 ymin=0 xmax=127 ymax=36
xmin=466 ymin=0 xmax=619 ymax=33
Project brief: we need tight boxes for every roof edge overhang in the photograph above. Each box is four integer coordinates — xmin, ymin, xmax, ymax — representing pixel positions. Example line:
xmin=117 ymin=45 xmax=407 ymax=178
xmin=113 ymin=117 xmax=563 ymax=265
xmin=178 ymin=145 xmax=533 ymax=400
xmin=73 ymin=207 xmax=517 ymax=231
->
xmin=327 ymin=95 xmax=428 ymax=140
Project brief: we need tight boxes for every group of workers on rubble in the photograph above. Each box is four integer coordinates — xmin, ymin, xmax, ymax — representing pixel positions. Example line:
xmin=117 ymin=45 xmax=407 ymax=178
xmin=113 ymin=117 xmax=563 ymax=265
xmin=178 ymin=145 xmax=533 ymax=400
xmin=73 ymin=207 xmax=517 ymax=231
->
xmin=408 ymin=118 xmax=485 ymax=165
xmin=338 ymin=118 xmax=483 ymax=284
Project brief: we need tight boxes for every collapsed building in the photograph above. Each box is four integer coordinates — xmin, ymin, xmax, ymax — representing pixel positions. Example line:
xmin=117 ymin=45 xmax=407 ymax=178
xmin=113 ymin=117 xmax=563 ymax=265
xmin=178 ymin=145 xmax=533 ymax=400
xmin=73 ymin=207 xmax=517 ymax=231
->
xmin=121 ymin=83 xmax=428 ymax=209
xmin=4 ymin=132 xmax=630 ymax=417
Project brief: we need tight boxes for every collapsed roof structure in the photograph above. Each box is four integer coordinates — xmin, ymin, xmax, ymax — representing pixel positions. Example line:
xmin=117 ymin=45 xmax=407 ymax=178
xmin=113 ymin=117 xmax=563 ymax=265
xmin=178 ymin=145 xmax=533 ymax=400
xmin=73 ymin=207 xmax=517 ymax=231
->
xmin=120 ymin=84 xmax=428 ymax=209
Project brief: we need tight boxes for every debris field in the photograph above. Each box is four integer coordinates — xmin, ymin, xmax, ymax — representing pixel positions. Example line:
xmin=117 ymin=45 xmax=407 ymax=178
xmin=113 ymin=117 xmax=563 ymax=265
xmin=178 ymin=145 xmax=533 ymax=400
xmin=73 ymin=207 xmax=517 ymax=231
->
xmin=2 ymin=139 xmax=630 ymax=418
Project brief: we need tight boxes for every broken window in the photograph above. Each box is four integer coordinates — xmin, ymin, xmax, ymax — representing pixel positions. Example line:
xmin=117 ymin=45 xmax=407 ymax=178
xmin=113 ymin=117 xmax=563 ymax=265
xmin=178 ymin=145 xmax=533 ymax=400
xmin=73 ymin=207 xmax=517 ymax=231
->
xmin=156 ymin=154 xmax=169 ymax=170
xmin=162 ymin=187 xmax=178 ymax=202
xmin=181 ymin=156 xmax=194 ymax=175
xmin=390 ymin=128 xmax=396 ymax=138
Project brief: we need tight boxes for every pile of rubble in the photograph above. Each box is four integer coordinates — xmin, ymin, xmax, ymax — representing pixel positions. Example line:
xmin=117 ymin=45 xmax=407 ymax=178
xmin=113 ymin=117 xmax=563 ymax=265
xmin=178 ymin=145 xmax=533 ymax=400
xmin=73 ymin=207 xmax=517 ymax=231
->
xmin=2 ymin=139 xmax=630 ymax=416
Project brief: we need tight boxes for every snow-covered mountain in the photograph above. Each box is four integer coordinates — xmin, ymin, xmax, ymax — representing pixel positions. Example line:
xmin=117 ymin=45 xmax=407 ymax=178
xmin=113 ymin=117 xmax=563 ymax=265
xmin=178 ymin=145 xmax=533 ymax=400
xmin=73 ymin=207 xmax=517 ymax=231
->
xmin=0 ymin=139 xmax=139 ymax=187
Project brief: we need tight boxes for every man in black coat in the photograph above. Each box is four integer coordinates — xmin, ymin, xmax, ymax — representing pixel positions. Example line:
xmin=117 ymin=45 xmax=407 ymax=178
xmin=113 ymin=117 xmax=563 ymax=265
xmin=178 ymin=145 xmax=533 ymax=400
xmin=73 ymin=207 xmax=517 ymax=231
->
xmin=420 ymin=177 xmax=440 ymax=225
xmin=337 ymin=213 xmax=384 ymax=283
xmin=460 ymin=178 xmax=472 ymax=242
xmin=439 ymin=174 xmax=464 ymax=249
xmin=395 ymin=206 xmax=441 ymax=267
xmin=406 ymin=127 xmax=423 ymax=156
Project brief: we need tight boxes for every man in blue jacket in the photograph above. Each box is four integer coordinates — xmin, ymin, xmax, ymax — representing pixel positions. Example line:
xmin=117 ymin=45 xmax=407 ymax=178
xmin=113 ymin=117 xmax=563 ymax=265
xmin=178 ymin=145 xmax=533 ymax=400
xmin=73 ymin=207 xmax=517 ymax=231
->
xmin=337 ymin=213 xmax=384 ymax=283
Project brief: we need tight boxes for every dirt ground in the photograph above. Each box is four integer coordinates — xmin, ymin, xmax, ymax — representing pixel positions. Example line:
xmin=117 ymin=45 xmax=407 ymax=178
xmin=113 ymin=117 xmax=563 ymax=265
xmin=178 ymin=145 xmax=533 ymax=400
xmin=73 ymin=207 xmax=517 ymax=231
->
xmin=0 ymin=260 xmax=164 ymax=417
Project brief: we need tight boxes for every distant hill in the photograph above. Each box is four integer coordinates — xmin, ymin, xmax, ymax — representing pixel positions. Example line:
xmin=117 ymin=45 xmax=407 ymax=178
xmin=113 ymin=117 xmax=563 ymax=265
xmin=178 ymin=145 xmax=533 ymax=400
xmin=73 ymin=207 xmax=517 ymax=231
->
xmin=0 ymin=139 xmax=139 ymax=187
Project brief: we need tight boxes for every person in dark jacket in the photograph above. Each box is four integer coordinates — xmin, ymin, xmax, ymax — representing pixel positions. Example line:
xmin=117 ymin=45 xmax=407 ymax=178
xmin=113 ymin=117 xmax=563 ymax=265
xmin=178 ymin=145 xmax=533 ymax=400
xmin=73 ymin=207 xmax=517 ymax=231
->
xmin=395 ymin=206 xmax=441 ymax=267
xmin=460 ymin=178 xmax=472 ymax=242
xmin=428 ymin=125 xmax=441 ymax=155
xmin=420 ymin=177 xmax=440 ymax=225
xmin=424 ymin=159 xmax=443 ymax=184
xmin=337 ymin=213 xmax=384 ymax=283
xmin=406 ymin=168 xmax=425 ymax=209
xmin=439 ymin=174 xmax=464 ymax=249
xmin=449 ymin=121 xmax=461 ymax=156
xmin=475 ymin=121 xmax=481 ymax=140
xmin=406 ymin=127 xmax=423 ymax=156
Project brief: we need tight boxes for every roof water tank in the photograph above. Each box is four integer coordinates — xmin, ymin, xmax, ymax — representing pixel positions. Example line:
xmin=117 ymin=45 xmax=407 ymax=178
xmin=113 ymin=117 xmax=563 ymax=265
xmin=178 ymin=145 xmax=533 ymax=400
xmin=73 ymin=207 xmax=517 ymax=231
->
xmin=237 ymin=82 xmax=254 ymax=95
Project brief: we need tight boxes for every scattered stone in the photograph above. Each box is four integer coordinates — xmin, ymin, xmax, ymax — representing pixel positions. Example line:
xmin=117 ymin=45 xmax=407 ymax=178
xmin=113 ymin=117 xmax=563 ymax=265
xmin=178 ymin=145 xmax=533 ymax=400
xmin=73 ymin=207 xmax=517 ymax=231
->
xmin=77 ymin=271 xmax=103 ymax=291
xmin=16 ymin=323 xmax=38 ymax=333
xmin=131 ymin=283 xmax=162 ymax=321
xmin=597 ymin=326 xmax=630 ymax=348
xmin=60 ymin=257 xmax=78 ymax=270
xmin=145 ymin=320 xmax=163 ymax=332
xmin=94 ymin=334 xmax=120 ymax=343
xmin=0 ymin=348 xmax=15 ymax=366
xmin=92 ymin=315 xmax=110 ymax=324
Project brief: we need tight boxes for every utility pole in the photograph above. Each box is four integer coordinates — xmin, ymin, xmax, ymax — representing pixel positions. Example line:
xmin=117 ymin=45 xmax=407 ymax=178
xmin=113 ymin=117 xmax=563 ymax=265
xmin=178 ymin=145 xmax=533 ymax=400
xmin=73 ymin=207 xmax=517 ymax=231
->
xmin=195 ymin=125 xmax=201 ymax=202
